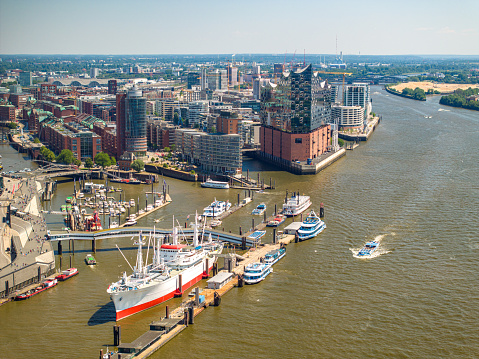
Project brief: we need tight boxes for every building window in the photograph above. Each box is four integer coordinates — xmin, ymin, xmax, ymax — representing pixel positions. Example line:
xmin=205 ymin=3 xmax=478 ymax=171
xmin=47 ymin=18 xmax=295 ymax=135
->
xmin=295 ymin=138 xmax=302 ymax=144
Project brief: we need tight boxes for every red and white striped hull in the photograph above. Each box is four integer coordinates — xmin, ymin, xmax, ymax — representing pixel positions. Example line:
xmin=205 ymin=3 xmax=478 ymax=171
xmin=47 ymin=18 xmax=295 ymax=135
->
xmin=111 ymin=258 xmax=214 ymax=321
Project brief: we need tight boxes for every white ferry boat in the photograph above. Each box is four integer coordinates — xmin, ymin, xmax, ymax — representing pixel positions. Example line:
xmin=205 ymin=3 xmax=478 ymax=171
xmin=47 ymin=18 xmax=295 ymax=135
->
xmin=264 ymin=247 xmax=286 ymax=266
xmin=244 ymin=262 xmax=272 ymax=284
xmin=202 ymin=199 xmax=231 ymax=218
xmin=282 ymin=194 xmax=312 ymax=217
xmin=107 ymin=217 xmax=223 ymax=320
xmin=201 ymin=178 xmax=230 ymax=189
xmin=252 ymin=203 xmax=266 ymax=216
xmin=296 ymin=210 xmax=326 ymax=241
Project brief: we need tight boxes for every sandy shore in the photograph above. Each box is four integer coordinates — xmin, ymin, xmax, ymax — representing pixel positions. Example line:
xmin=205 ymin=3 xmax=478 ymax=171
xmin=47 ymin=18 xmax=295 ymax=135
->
xmin=390 ymin=81 xmax=479 ymax=94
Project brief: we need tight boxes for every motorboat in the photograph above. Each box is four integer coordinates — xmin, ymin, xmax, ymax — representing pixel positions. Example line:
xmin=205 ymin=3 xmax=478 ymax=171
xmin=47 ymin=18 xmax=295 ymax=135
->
xmin=252 ymin=203 xmax=266 ymax=216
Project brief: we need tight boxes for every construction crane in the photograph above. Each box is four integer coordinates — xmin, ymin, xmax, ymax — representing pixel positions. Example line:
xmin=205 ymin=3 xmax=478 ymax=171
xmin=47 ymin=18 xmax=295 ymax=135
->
xmin=290 ymin=50 xmax=297 ymax=71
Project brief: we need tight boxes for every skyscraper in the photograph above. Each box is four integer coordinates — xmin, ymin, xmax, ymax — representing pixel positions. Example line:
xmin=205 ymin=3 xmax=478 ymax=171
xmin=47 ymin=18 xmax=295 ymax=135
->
xmin=116 ymin=86 xmax=147 ymax=158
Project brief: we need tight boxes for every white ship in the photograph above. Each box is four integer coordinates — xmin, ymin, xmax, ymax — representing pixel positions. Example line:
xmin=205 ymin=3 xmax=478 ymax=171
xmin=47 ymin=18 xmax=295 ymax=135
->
xmin=201 ymin=177 xmax=230 ymax=189
xmin=282 ymin=194 xmax=312 ymax=217
xmin=202 ymin=199 xmax=231 ymax=218
xmin=107 ymin=216 xmax=223 ymax=320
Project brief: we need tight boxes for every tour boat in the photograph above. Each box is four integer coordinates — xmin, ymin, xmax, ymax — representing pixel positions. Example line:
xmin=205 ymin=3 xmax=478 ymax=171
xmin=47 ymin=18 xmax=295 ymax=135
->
xmin=201 ymin=177 xmax=230 ymax=189
xmin=296 ymin=210 xmax=326 ymax=241
xmin=247 ymin=230 xmax=266 ymax=241
xmin=107 ymin=218 xmax=223 ymax=320
xmin=267 ymin=214 xmax=285 ymax=227
xmin=357 ymin=241 xmax=379 ymax=257
xmin=55 ymin=268 xmax=79 ymax=281
xmin=85 ymin=254 xmax=97 ymax=265
xmin=282 ymin=194 xmax=312 ymax=217
xmin=252 ymin=203 xmax=266 ymax=216
xmin=202 ymin=199 xmax=231 ymax=218
xmin=15 ymin=279 xmax=58 ymax=300
xmin=244 ymin=262 xmax=272 ymax=284
xmin=263 ymin=247 xmax=286 ymax=266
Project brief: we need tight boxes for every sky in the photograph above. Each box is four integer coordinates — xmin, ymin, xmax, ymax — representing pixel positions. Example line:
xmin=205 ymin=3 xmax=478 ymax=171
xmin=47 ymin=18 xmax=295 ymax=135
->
xmin=1 ymin=0 xmax=478 ymax=55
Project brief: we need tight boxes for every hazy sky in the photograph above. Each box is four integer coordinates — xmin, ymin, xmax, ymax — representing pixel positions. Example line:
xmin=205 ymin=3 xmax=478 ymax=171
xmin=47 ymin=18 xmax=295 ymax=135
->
xmin=1 ymin=0 xmax=478 ymax=55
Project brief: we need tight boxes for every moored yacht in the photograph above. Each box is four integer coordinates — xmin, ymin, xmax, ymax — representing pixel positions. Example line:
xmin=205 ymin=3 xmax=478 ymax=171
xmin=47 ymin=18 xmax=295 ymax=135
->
xmin=282 ymin=193 xmax=312 ymax=217
xmin=202 ymin=199 xmax=231 ymax=218
xmin=201 ymin=177 xmax=230 ymax=189
xmin=296 ymin=210 xmax=326 ymax=241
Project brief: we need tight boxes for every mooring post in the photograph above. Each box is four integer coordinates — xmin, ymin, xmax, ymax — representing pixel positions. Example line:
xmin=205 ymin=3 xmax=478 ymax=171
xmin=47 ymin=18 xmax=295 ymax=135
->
xmin=273 ymin=228 xmax=276 ymax=244
xmin=69 ymin=255 xmax=72 ymax=268
xmin=99 ymin=349 xmax=103 ymax=359
xmin=188 ymin=306 xmax=194 ymax=324
xmin=320 ymin=202 xmax=324 ymax=218
xmin=184 ymin=309 xmax=189 ymax=326
xmin=195 ymin=287 xmax=200 ymax=307
xmin=58 ymin=241 xmax=62 ymax=256
xmin=252 ymin=218 xmax=255 ymax=229
xmin=239 ymin=226 xmax=242 ymax=235
xmin=237 ymin=193 xmax=240 ymax=206
xmin=92 ymin=239 xmax=96 ymax=253
xmin=275 ymin=204 xmax=277 ymax=215
xmin=165 ymin=305 xmax=169 ymax=319
xmin=59 ymin=257 xmax=62 ymax=270
xmin=72 ymin=239 xmax=74 ymax=254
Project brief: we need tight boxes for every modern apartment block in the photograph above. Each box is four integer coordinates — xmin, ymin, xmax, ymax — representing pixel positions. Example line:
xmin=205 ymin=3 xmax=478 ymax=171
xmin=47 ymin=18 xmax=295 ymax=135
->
xmin=344 ymin=83 xmax=371 ymax=117
xmin=73 ymin=113 xmax=117 ymax=158
xmin=0 ymin=104 xmax=15 ymax=121
xmin=18 ymin=71 xmax=32 ymax=87
xmin=187 ymin=72 xmax=201 ymax=89
xmin=331 ymin=105 xmax=364 ymax=129
xmin=175 ymin=128 xmax=242 ymax=174
xmin=259 ymin=64 xmax=332 ymax=164
xmin=188 ymin=100 xmax=209 ymax=127
xmin=108 ymin=80 xmax=117 ymax=95
xmin=147 ymin=119 xmax=176 ymax=150
xmin=207 ymin=69 xmax=228 ymax=91
xmin=116 ymin=86 xmax=147 ymax=158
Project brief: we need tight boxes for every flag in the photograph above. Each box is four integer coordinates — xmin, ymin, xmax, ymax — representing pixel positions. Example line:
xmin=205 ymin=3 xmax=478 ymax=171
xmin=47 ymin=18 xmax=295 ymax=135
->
xmin=186 ymin=214 xmax=190 ymax=221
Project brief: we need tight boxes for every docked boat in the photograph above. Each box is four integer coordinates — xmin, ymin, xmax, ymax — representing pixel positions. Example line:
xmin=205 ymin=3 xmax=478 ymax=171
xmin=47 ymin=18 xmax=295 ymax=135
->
xmin=85 ymin=254 xmax=97 ymax=265
xmin=201 ymin=177 xmax=230 ymax=189
xmin=129 ymin=199 xmax=135 ymax=207
xmin=252 ymin=203 xmax=266 ymax=216
xmin=282 ymin=194 xmax=312 ymax=217
xmin=155 ymin=199 xmax=163 ymax=207
xmin=128 ymin=179 xmax=142 ymax=185
xmin=357 ymin=241 xmax=379 ymax=257
xmin=209 ymin=219 xmax=222 ymax=228
xmin=146 ymin=204 xmax=154 ymax=211
xmin=55 ymin=268 xmax=78 ymax=281
xmin=77 ymin=192 xmax=84 ymax=199
xmin=247 ymin=230 xmax=266 ymax=241
xmin=244 ymin=262 xmax=272 ymax=284
xmin=110 ymin=221 xmax=119 ymax=229
xmin=264 ymin=247 xmax=286 ymax=266
xmin=296 ymin=210 xmax=326 ymax=241
xmin=267 ymin=214 xmax=285 ymax=227
xmin=240 ymin=197 xmax=252 ymax=206
xmin=15 ymin=279 xmax=58 ymax=300
xmin=107 ymin=218 xmax=223 ymax=320
xmin=202 ymin=199 xmax=231 ymax=218
xmin=124 ymin=218 xmax=137 ymax=227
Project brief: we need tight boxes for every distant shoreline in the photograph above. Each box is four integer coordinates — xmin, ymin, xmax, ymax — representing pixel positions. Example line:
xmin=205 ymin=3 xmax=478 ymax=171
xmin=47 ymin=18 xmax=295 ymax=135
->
xmin=389 ymin=81 xmax=479 ymax=95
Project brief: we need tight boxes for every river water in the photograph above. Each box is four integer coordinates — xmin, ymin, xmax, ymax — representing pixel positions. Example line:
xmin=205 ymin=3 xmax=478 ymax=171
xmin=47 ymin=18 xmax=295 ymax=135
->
xmin=0 ymin=86 xmax=478 ymax=358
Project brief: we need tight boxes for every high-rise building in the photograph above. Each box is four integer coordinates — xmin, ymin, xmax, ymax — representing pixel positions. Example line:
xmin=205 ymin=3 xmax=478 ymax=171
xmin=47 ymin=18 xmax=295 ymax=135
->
xmin=253 ymin=79 xmax=261 ymax=100
xmin=116 ymin=86 xmax=147 ymax=158
xmin=188 ymin=100 xmax=209 ymax=127
xmin=207 ymin=69 xmax=228 ymax=91
xmin=331 ymin=105 xmax=364 ymax=129
xmin=344 ymin=83 xmax=371 ymax=117
xmin=227 ymin=65 xmax=238 ymax=87
xmin=18 ymin=72 xmax=32 ymax=87
xmin=108 ymin=80 xmax=117 ymax=95
xmin=90 ymin=68 xmax=99 ymax=78
xmin=187 ymin=72 xmax=201 ymax=89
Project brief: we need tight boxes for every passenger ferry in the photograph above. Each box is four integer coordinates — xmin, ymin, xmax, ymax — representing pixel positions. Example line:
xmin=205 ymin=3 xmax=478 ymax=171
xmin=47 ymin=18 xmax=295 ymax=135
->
xmin=202 ymin=199 xmax=231 ymax=217
xmin=264 ymin=247 xmax=286 ymax=266
xmin=282 ymin=194 xmax=312 ymax=217
xmin=357 ymin=241 xmax=379 ymax=257
xmin=244 ymin=262 xmax=272 ymax=284
xmin=252 ymin=203 xmax=266 ymax=215
xmin=201 ymin=177 xmax=230 ymax=189
xmin=296 ymin=210 xmax=326 ymax=241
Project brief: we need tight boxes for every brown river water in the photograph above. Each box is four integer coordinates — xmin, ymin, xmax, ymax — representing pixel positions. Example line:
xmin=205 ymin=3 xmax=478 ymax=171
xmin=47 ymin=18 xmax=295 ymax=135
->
xmin=0 ymin=86 xmax=478 ymax=358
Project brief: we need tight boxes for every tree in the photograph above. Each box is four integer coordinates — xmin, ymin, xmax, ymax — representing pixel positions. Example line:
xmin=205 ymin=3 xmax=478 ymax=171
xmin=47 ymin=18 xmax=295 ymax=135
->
xmin=94 ymin=152 xmax=111 ymax=168
xmin=110 ymin=156 xmax=116 ymax=166
xmin=7 ymin=122 xmax=17 ymax=129
xmin=131 ymin=159 xmax=144 ymax=172
xmin=40 ymin=146 xmax=55 ymax=162
xmin=56 ymin=149 xmax=76 ymax=165
xmin=33 ymin=138 xmax=41 ymax=144
xmin=164 ymin=146 xmax=170 ymax=153
xmin=170 ymin=144 xmax=176 ymax=153
xmin=85 ymin=157 xmax=94 ymax=168
xmin=173 ymin=112 xmax=180 ymax=125
xmin=74 ymin=158 xmax=81 ymax=167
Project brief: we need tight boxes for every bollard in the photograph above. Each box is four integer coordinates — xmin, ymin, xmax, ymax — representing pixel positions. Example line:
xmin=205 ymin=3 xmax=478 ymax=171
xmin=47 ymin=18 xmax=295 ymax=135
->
xmin=165 ymin=305 xmax=169 ymax=319
xmin=58 ymin=241 xmax=62 ymax=256
xmin=184 ymin=309 xmax=189 ymax=326
xmin=237 ymin=275 xmax=244 ymax=288
xmin=188 ymin=306 xmax=194 ymax=324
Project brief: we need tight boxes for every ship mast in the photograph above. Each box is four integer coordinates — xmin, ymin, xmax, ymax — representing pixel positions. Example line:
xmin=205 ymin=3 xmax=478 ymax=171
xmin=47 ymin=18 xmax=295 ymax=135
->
xmin=193 ymin=210 xmax=199 ymax=247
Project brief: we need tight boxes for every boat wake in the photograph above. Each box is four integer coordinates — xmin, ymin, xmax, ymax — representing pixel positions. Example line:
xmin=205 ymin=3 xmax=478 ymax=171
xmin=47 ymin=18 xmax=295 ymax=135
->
xmin=350 ymin=233 xmax=392 ymax=259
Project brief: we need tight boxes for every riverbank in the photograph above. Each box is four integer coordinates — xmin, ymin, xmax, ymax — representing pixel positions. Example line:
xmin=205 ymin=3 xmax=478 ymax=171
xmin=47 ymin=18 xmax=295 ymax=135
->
xmin=389 ymin=81 xmax=479 ymax=94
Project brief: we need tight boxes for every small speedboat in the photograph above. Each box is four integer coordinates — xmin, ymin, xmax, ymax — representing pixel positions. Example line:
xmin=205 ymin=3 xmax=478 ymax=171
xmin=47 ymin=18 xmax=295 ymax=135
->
xmin=357 ymin=241 xmax=379 ymax=257
xmin=55 ymin=268 xmax=79 ymax=281
xmin=252 ymin=203 xmax=266 ymax=216
xmin=85 ymin=254 xmax=97 ymax=265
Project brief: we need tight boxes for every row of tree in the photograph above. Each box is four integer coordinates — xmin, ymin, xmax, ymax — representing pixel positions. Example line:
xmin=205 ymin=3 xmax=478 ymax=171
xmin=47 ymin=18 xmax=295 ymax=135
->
xmin=401 ymin=87 xmax=426 ymax=101
xmin=439 ymin=88 xmax=479 ymax=111
xmin=39 ymin=148 xmax=119 ymax=168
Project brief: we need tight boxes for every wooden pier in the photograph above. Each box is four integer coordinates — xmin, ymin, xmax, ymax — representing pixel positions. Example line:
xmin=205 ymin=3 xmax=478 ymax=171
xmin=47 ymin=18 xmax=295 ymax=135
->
xmin=119 ymin=194 xmax=172 ymax=228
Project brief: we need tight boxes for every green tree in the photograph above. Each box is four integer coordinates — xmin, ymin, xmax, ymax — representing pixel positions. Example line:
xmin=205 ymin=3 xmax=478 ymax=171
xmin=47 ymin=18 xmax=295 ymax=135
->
xmin=164 ymin=146 xmax=171 ymax=153
xmin=173 ymin=112 xmax=180 ymax=125
xmin=85 ymin=157 xmax=94 ymax=168
xmin=40 ymin=146 xmax=56 ymax=162
xmin=110 ymin=156 xmax=116 ymax=166
xmin=33 ymin=137 xmax=41 ymax=144
xmin=131 ymin=159 xmax=144 ymax=172
xmin=170 ymin=144 xmax=176 ymax=153
xmin=7 ymin=122 xmax=17 ymax=129
xmin=94 ymin=152 xmax=111 ymax=168
xmin=56 ymin=149 xmax=76 ymax=165
xmin=74 ymin=158 xmax=81 ymax=167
